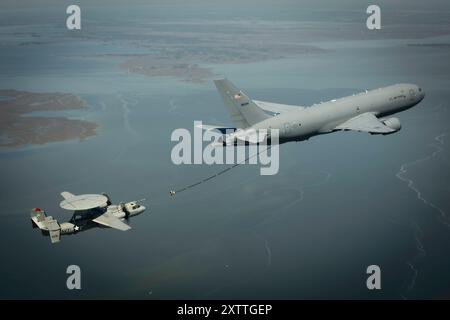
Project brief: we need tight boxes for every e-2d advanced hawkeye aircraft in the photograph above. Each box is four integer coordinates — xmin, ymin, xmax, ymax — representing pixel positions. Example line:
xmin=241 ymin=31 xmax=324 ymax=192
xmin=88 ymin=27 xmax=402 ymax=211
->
xmin=199 ymin=79 xmax=425 ymax=145
xmin=30 ymin=192 xmax=146 ymax=244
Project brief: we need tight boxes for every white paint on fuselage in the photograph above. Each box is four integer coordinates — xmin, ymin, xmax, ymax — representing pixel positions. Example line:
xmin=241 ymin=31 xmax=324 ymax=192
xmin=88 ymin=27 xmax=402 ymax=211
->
xmin=252 ymin=84 xmax=425 ymax=142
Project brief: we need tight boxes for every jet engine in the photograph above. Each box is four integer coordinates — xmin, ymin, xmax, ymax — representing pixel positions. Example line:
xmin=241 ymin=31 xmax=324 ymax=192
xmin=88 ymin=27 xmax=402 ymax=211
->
xmin=381 ymin=117 xmax=401 ymax=132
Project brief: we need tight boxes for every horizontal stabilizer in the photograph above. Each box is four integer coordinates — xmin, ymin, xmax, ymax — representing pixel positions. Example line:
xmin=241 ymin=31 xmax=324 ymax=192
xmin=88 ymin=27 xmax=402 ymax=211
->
xmin=254 ymin=100 xmax=305 ymax=115
xmin=195 ymin=124 xmax=236 ymax=134
xmin=46 ymin=218 xmax=61 ymax=243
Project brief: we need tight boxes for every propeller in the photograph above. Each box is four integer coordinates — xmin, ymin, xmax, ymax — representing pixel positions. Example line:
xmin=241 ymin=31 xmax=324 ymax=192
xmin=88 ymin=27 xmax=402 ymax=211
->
xmin=120 ymin=202 xmax=130 ymax=220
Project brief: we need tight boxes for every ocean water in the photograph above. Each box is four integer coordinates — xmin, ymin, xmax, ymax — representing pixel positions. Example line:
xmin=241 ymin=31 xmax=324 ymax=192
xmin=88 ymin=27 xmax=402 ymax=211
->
xmin=0 ymin=1 xmax=450 ymax=299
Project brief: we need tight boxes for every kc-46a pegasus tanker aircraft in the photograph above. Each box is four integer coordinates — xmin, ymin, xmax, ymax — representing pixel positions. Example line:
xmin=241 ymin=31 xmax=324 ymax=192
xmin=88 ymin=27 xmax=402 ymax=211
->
xmin=199 ymin=79 xmax=425 ymax=145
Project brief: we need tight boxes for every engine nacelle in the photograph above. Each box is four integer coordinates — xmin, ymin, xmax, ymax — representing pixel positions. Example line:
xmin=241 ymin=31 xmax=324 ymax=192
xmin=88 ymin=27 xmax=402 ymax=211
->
xmin=124 ymin=201 xmax=146 ymax=217
xmin=381 ymin=117 xmax=401 ymax=132
xmin=60 ymin=222 xmax=76 ymax=234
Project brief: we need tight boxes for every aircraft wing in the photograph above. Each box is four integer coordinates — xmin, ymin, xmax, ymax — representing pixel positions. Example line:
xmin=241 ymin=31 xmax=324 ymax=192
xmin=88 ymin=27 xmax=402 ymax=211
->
xmin=254 ymin=100 xmax=305 ymax=115
xmin=334 ymin=112 xmax=396 ymax=134
xmin=92 ymin=213 xmax=131 ymax=231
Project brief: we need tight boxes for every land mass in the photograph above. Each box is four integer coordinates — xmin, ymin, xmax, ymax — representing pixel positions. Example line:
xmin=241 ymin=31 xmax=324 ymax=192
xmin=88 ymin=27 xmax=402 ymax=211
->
xmin=0 ymin=90 xmax=98 ymax=148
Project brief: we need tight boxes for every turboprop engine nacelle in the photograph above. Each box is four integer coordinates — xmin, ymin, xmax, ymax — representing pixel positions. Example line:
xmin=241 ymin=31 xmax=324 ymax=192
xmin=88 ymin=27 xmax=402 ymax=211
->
xmin=60 ymin=222 xmax=76 ymax=234
xmin=124 ymin=201 xmax=146 ymax=217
